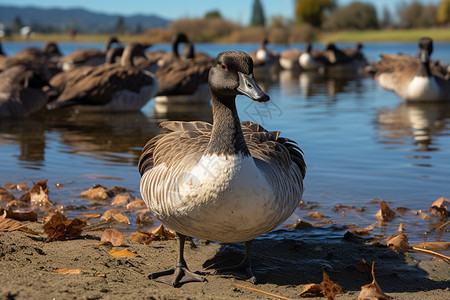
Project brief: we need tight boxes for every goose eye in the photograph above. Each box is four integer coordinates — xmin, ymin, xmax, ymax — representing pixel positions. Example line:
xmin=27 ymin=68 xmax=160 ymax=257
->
xmin=221 ymin=63 xmax=227 ymax=70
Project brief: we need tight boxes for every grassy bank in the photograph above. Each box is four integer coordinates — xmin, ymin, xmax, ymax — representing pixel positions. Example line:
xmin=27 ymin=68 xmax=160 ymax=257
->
xmin=4 ymin=27 xmax=450 ymax=44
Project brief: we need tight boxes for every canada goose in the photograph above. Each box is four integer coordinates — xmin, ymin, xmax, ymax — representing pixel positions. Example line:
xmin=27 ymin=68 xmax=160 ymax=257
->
xmin=299 ymin=43 xmax=327 ymax=71
xmin=139 ymin=50 xmax=306 ymax=286
xmin=279 ymin=48 xmax=302 ymax=70
xmin=154 ymin=42 xmax=214 ymax=104
xmin=0 ymin=65 xmax=49 ymax=118
xmin=48 ymin=47 xmax=124 ymax=101
xmin=154 ymin=33 xmax=190 ymax=68
xmin=47 ymin=43 xmax=158 ymax=111
xmin=372 ymin=38 xmax=450 ymax=102
xmin=249 ymin=39 xmax=279 ymax=72
xmin=58 ymin=36 xmax=120 ymax=71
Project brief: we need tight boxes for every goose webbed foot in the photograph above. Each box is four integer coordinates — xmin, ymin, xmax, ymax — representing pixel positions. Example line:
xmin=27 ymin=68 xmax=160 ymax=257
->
xmin=148 ymin=262 xmax=206 ymax=287
xmin=215 ymin=258 xmax=257 ymax=284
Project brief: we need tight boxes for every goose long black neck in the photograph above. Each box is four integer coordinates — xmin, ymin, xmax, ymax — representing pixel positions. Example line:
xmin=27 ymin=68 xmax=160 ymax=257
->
xmin=205 ymin=92 xmax=250 ymax=157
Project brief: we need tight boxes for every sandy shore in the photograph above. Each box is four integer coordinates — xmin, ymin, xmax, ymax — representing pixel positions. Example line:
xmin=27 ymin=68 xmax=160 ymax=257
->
xmin=0 ymin=221 xmax=449 ymax=300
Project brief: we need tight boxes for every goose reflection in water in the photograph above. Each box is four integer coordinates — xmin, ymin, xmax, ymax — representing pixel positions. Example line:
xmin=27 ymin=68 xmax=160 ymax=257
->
xmin=153 ymin=102 xmax=213 ymax=123
xmin=376 ymin=102 xmax=450 ymax=152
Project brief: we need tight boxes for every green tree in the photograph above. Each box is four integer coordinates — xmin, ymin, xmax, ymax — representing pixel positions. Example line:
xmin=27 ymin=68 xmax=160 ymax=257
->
xmin=250 ymin=0 xmax=266 ymax=27
xmin=295 ymin=0 xmax=335 ymax=27
xmin=437 ymin=0 xmax=450 ymax=25
xmin=323 ymin=1 xmax=378 ymax=30
xmin=398 ymin=1 xmax=437 ymax=28
xmin=381 ymin=6 xmax=392 ymax=28
xmin=205 ymin=10 xmax=222 ymax=18
xmin=116 ymin=16 xmax=126 ymax=34
xmin=12 ymin=15 xmax=23 ymax=33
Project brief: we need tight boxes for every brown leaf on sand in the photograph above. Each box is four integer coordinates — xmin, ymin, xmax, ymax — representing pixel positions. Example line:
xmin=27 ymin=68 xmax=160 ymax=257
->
xmin=52 ymin=269 xmax=82 ymax=274
xmin=126 ymin=198 xmax=146 ymax=210
xmin=351 ymin=221 xmax=378 ymax=236
xmin=129 ymin=224 xmax=176 ymax=245
xmin=358 ymin=262 xmax=391 ymax=300
xmin=111 ymin=193 xmax=131 ymax=207
xmin=0 ymin=211 xmax=22 ymax=232
xmin=386 ymin=234 xmax=410 ymax=253
xmin=297 ymin=283 xmax=322 ymax=297
xmin=284 ymin=219 xmax=314 ymax=229
xmin=0 ymin=187 xmax=16 ymax=202
xmin=107 ymin=248 xmax=137 ymax=258
xmin=429 ymin=197 xmax=449 ymax=218
xmin=375 ymin=200 xmax=395 ymax=222
xmin=43 ymin=213 xmax=87 ymax=242
xmin=101 ymin=228 xmax=124 ymax=246
xmin=321 ymin=272 xmax=342 ymax=299
xmin=100 ymin=209 xmax=130 ymax=224
xmin=80 ymin=186 xmax=109 ymax=200
xmin=357 ymin=259 xmax=371 ymax=273
xmin=0 ymin=207 xmax=37 ymax=222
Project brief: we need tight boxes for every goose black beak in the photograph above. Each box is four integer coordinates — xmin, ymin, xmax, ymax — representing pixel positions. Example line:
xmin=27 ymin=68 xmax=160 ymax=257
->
xmin=237 ymin=72 xmax=270 ymax=102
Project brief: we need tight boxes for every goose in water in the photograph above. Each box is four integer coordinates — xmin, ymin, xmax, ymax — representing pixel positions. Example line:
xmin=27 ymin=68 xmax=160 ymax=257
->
xmin=47 ymin=43 xmax=158 ymax=111
xmin=0 ymin=65 xmax=49 ymax=118
xmin=371 ymin=37 xmax=450 ymax=102
xmin=139 ymin=50 xmax=306 ymax=286
xmin=58 ymin=36 xmax=120 ymax=71
xmin=298 ymin=43 xmax=328 ymax=71
xmin=249 ymin=39 xmax=279 ymax=72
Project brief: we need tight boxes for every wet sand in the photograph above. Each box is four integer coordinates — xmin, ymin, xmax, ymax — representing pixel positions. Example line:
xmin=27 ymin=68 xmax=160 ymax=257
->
xmin=1 ymin=222 xmax=449 ymax=300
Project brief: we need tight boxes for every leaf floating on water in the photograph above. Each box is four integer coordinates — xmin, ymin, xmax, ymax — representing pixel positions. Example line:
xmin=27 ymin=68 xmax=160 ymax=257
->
xmin=0 ymin=207 xmax=37 ymax=222
xmin=386 ymin=234 xmax=410 ymax=253
xmin=52 ymin=269 xmax=82 ymax=274
xmin=351 ymin=221 xmax=378 ymax=236
xmin=107 ymin=248 xmax=137 ymax=258
xmin=101 ymin=228 xmax=124 ymax=246
xmin=321 ymin=272 xmax=342 ymax=300
xmin=111 ymin=193 xmax=131 ymax=207
xmin=43 ymin=212 xmax=87 ymax=242
xmin=297 ymin=283 xmax=322 ymax=297
xmin=413 ymin=210 xmax=431 ymax=220
xmin=81 ymin=213 xmax=101 ymax=219
xmin=284 ymin=219 xmax=313 ymax=229
xmin=429 ymin=197 xmax=449 ymax=218
xmin=358 ymin=262 xmax=391 ymax=300
xmin=129 ymin=224 xmax=176 ymax=245
xmin=80 ymin=185 xmax=109 ymax=201
xmin=398 ymin=223 xmax=404 ymax=233
xmin=127 ymin=199 xmax=146 ymax=210
xmin=0 ymin=187 xmax=16 ymax=202
xmin=3 ymin=182 xmax=29 ymax=191
xmin=307 ymin=211 xmax=327 ymax=220
xmin=375 ymin=200 xmax=395 ymax=222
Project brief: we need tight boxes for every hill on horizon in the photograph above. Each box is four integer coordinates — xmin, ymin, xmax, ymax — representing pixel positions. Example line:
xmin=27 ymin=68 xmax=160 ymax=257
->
xmin=0 ymin=5 xmax=170 ymax=33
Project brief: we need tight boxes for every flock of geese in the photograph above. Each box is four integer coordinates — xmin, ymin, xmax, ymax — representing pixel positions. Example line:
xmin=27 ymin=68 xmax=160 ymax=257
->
xmin=1 ymin=35 xmax=449 ymax=287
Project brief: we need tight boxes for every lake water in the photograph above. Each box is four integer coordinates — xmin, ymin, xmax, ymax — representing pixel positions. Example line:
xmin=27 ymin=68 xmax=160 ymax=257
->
xmin=1 ymin=41 xmax=449 ymax=249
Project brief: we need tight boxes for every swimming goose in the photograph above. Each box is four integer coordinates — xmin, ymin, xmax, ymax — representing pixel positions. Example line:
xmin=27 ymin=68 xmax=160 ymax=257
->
xmin=249 ymin=39 xmax=279 ymax=72
xmin=372 ymin=37 xmax=450 ymax=102
xmin=279 ymin=48 xmax=302 ymax=70
xmin=0 ymin=65 xmax=49 ymax=118
xmin=154 ymin=33 xmax=190 ymax=68
xmin=154 ymin=42 xmax=214 ymax=104
xmin=58 ymin=36 xmax=120 ymax=71
xmin=299 ymin=43 xmax=328 ymax=71
xmin=139 ymin=50 xmax=306 ymax=286
xmin=47 ymin=43 xmax=158 ymax=111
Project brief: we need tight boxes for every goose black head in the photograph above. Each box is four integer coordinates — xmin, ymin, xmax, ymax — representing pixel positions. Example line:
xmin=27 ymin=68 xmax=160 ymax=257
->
xmin=418 ymin=37 xmax=433 ymax=63
xmin=43 ymin=42 xmax=62 ymax=56
xmin=209 ymin=50 xmax=269 ymax=102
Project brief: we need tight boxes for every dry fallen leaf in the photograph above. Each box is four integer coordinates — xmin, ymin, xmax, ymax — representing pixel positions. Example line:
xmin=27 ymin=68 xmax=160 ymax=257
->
xmin=136 ymin=214 xmax=154 ymax=226
xmin=4 ymin=182 xmax=29 ymax=191
xmin=357 ymin=259 xmax=371 ymax=273
xmin=100 ymin=209 xmax=130 ymax=224
xmin=358 ymin=262 xmax=391 ymax=300
xmin=129 ymin=224 xmax=176 ymax=245
xmin=386 ymin=234 xmax=410 ymax=253
xmin=80 ymin=186 xmax=109 ymax=200
xmin=429 ymin=197 xmax=449 ymax=218
xmin=101 ymin=228 xmax=124 ymax=246
xmin=0 ymin=207 xmax=37 ymax=222
xmin=351 ymin=221 xmax=378 ymax=236
xmin=127 ymin=199 xmax=146 ymax=210
xmin=107 ymin=248 xmax=137 ymax=258
xmin=321 ymin=272 xmax=342 ymax=300
xmin=297 ymin=283 xmax=322 ymax=297
xmin=6 ymin=200 xmax=29 ymax=208
xmin=0 ymin=187 xmax=16 ymax=202
xmin=284 ymin=219 xmax=313 ymax=229
xmin=28 ymin=180 xmax=52 ymax=208
xmin=307 ymin=211 xmax=327 ymax=220
xmin=111 ymin=193 xmax=131 ymax=207
xmin=43 ymin=213 xmax=87 ymax=242
xmin=398 ymin=223 xmax=404 ymax=233
xmin=413 ymin=210 xmax=431 ymax=220
xmin=81 ymin=213 xmax=101 ymax=219
xmin=52 ymin=269 xmax=82 ymax=274
xmin=0 ymin=211 xmax=22 ymax=232
xmin=375 ymin=200 xmax=395 ymax=222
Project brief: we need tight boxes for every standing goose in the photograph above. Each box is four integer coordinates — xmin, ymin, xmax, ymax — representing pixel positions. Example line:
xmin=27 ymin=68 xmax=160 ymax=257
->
xmin=139 ymin=51 xmax=306 ymax=286
xmin=47 ymin=43 xmax=158 ymax=111
xmin=372 ymin=37 xmax=450 ymax=102
xmin=58 ymin=36 xmax=120 ymax=71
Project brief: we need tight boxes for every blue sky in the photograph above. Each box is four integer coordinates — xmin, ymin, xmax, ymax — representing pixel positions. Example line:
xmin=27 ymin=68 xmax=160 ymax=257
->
xmin=0 ymin=0 xmax=442 ymax=24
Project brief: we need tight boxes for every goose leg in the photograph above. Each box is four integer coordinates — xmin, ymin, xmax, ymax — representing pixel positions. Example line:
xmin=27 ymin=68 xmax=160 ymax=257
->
xmin=148 ymin=233 xmax=206 ymax=287
xmin=215 ymin=240 xmax=257 ymax=284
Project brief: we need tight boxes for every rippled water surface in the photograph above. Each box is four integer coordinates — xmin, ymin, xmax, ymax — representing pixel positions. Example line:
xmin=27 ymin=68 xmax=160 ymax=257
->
xmin=1 ymin=41 xmax=449 ymax=248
